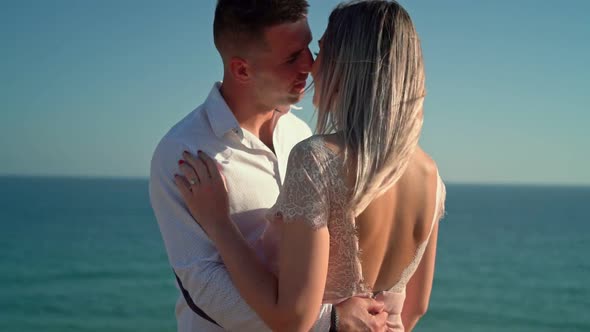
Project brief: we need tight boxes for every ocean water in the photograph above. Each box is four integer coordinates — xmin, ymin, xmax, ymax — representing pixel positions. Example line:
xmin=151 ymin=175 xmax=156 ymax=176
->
xmin=0 ymin=177 xmax=588 ymax=331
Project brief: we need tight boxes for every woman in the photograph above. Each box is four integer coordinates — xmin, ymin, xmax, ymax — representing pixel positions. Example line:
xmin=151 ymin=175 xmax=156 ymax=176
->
xmin=175 ymin=1 xmax=445 ymax=331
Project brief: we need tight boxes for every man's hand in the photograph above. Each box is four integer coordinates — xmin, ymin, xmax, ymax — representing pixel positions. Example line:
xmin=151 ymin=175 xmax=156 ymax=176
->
xmin=334 ymin=297 xmax=388 ymax=332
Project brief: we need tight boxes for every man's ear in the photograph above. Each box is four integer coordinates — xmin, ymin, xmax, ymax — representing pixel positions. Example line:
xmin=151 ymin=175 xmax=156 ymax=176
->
xmin=229 ymin=57 xmax=250 ymax=83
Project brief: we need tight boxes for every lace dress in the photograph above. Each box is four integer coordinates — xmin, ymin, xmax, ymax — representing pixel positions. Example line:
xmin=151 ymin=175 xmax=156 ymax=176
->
xmin=255 ymin=136 xmax=446 ymax=332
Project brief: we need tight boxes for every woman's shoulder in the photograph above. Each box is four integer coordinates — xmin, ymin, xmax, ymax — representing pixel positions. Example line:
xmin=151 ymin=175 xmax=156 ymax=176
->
xmin=400 ymin=147 xmax=445 ymax=223
xmin=408 ymin=147 xmax=440 ymax=181
xmin=396 ymin=148 xmax=440 ymax=207
xmin=292 ymin=134 xmax=344 ymax=159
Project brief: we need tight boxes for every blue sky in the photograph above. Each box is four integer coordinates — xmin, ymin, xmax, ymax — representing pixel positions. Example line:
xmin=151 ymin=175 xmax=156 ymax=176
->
xmin=1 ymin=0 xmax=588 ymax=185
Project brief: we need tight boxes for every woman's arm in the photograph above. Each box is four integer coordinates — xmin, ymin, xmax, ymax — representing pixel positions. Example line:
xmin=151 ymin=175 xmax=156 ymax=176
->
xmin=401 ymin=221 xmax=438 ymax=331
xmin=175 ymin=150 xmax=329 ymax=332
xmin=276 ymin=219 xmax=330 ymax=330
xmin=204 ymin=217 xmax=329 ymax=332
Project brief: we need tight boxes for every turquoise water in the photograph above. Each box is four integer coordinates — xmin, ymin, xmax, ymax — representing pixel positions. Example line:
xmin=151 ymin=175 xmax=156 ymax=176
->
xmin=1 ymin=177 xmax=588 ymax=331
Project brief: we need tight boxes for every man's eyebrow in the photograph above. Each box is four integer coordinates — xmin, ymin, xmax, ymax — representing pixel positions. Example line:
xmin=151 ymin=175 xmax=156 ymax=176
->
xmin=285 ymin=49 xmax=304 ymax=60
xmin=289 ymin=49 xmax=303 ymax=59
xmin=285 ymin=34 xmax=313 ymax=61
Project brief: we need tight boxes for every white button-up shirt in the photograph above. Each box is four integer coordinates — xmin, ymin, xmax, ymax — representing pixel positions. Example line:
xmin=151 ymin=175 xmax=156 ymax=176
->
xmin=149 ymin=82 xmax=332 ymax=331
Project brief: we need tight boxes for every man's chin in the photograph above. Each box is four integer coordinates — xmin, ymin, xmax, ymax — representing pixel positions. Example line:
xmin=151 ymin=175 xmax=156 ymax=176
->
xmin=286 ymin=92 xmax=305 ymax=105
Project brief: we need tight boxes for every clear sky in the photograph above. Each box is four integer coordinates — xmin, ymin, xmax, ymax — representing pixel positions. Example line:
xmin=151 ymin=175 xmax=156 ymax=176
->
xmin=1 ymin=0 xmax=588 ymax=185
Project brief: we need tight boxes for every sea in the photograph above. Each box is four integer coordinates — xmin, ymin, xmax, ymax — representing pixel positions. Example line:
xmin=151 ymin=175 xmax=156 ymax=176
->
xmin=0 ymin=176 xmax=588 ymax=332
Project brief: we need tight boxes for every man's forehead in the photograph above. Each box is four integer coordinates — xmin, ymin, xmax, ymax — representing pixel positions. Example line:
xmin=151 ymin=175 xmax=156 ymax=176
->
xmin=262 ymin=18 xmax=312 ymax=53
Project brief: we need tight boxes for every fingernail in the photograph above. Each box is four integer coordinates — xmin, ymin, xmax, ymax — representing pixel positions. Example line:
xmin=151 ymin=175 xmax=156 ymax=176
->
xmin=178 ymin=160 xmax=184 ymax=165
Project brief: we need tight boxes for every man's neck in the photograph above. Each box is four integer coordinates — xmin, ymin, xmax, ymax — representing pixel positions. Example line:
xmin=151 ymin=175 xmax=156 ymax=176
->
xmin=219 ymin=81 xmax=278 ymax=150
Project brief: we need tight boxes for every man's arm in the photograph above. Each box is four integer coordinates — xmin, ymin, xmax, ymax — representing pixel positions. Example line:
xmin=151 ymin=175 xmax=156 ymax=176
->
xmin=149 ymin=138 xmax=333 ymax=331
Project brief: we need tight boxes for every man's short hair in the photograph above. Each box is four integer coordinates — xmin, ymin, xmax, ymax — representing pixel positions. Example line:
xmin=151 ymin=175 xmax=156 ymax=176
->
xmin=213 ymin=0 xmax=309 ymax=57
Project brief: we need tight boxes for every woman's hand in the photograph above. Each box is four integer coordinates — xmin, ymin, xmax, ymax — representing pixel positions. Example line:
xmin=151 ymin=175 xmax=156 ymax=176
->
xmin=174 ymin=150 xmax=231 ymax=237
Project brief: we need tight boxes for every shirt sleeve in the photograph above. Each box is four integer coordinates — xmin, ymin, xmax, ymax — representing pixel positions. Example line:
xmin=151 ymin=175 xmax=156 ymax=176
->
xmin=269 ymin=140 xmax=331 ymax=229
xmin=149 ymin=137 xmax=332 ymax=331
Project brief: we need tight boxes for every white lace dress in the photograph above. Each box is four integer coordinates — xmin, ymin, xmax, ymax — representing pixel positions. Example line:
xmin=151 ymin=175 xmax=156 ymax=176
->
xmin=255 ymin=136 xmax=446 ymax=331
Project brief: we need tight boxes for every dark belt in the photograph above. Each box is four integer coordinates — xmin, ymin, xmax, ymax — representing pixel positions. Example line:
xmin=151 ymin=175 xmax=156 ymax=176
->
xmin=174 ymin=272 xmax=222 ymax=327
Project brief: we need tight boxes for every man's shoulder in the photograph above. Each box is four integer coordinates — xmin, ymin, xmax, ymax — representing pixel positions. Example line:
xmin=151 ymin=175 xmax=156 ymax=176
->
xmin=151 ymin=105 xmax=211 ymax=170
xmin=164 ymin=105 xmax=210 ymax=141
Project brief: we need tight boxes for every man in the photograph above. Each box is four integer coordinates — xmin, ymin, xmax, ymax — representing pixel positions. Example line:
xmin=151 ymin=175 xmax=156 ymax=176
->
xmin=149 ymin=1 xmax=387 ymax=330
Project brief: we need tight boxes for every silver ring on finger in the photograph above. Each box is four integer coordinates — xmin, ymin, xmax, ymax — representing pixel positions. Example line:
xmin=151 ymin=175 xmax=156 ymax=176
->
xmin=189 ymin=178 xmax=198 ymax=186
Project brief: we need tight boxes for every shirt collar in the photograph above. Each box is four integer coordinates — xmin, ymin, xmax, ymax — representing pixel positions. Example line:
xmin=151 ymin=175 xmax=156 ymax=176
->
xmin=205 ymin=82 xmax=241 ymax=139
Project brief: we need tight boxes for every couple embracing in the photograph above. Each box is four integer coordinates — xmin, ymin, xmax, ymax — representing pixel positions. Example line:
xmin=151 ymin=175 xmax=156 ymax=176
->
xmin=150 ymin=1 xmax=445 ymax=331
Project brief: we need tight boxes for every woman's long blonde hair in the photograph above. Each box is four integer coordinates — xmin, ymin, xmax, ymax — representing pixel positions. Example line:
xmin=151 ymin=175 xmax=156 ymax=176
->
xmin=315 ymin=0 xmax=426 ymax=215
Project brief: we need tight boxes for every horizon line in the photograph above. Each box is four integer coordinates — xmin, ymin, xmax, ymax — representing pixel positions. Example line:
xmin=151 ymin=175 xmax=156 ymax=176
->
xmin=1 ymin=174 xmax=589 ymax=189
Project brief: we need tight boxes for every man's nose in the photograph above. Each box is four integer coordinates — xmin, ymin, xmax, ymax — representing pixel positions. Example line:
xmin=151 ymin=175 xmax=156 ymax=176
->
xmin=299 ymin=48 xmax=314 ymax=73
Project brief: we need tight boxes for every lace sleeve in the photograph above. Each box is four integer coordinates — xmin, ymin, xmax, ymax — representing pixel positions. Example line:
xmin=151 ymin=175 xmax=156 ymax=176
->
xmin=268 ymin=140 xmax=330 ymax=230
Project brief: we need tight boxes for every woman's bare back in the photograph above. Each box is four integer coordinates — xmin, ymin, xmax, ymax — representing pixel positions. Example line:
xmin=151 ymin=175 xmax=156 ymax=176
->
xmin=355 ymin=147 xmax=441 ymax=292
xmin=318 ymin=133 xmax=443 ymax=293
